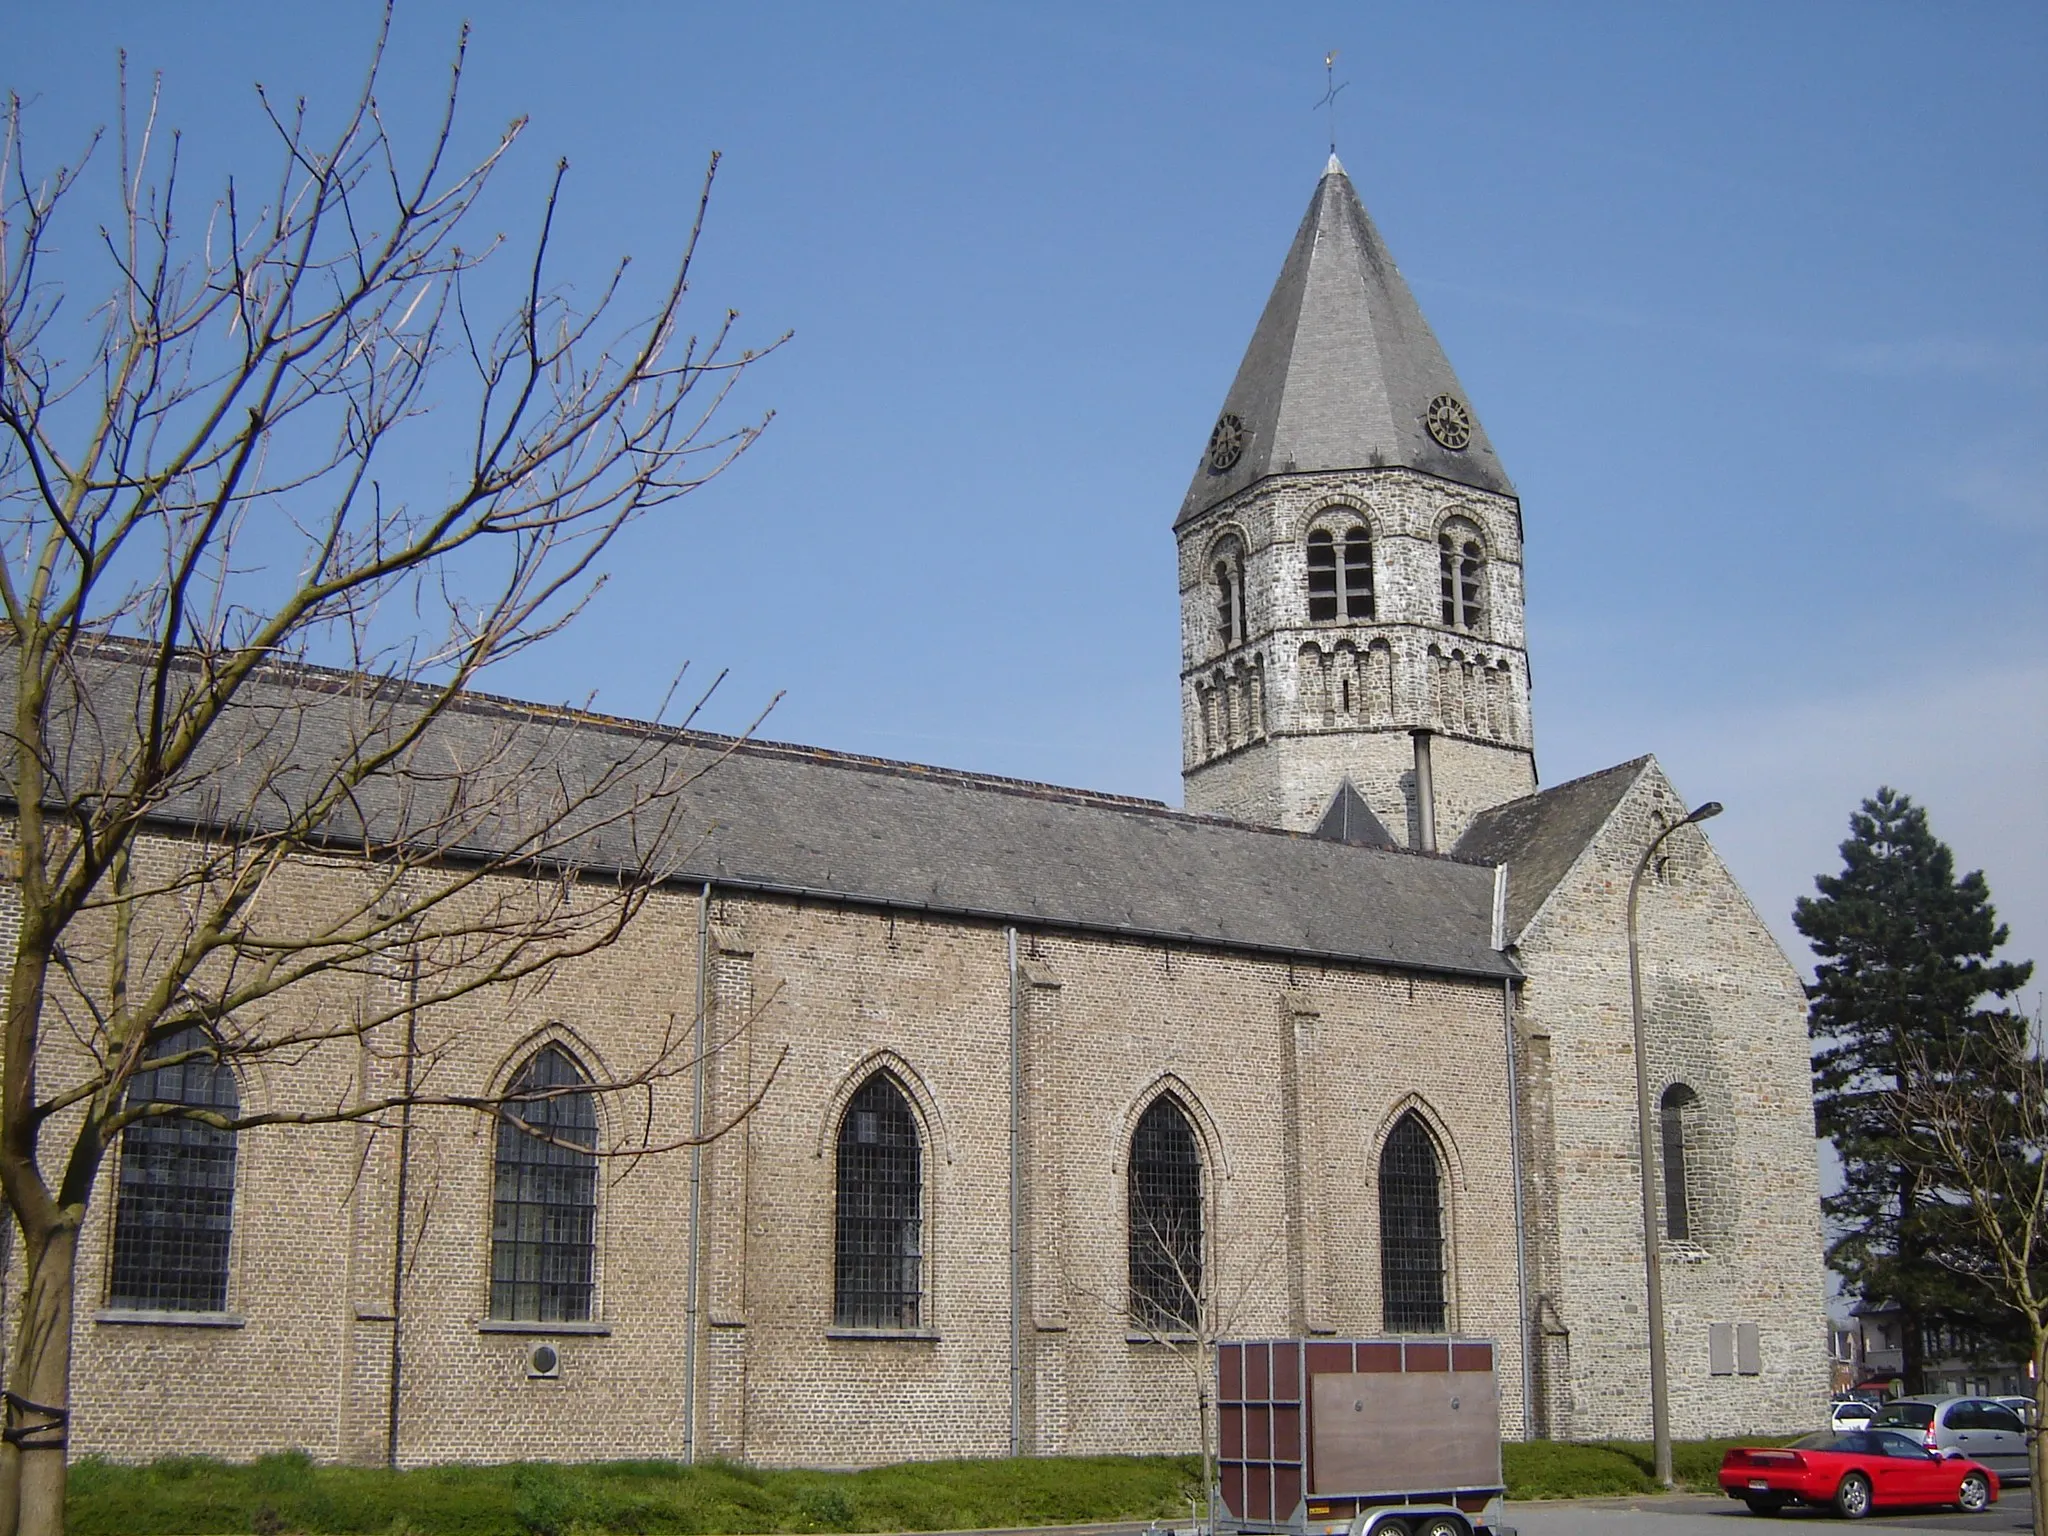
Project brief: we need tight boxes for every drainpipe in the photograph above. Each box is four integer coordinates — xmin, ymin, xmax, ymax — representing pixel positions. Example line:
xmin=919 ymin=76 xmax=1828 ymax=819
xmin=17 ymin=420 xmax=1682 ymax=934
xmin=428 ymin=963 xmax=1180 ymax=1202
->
xmin=1007 ymin=926 xmax=1024 ymax=1457
xmin=1502 ymin=971 xmax=1533 ymax=1441
xmin=683 ymin=882 xmax=711 ymax=1462
xmin=385 ymin=952 xmax=420 ymax=1470
xmin=1412 ymin=730 xmax=1437 ymax=853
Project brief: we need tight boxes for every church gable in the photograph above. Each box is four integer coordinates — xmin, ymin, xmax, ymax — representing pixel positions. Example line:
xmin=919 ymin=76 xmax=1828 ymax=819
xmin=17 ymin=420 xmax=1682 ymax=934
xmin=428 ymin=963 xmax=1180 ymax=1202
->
xmin=1453 ymin=756 xmax=1651 ymax=944
xmin=1478 ymin=756 xmax=1823 ymax=1441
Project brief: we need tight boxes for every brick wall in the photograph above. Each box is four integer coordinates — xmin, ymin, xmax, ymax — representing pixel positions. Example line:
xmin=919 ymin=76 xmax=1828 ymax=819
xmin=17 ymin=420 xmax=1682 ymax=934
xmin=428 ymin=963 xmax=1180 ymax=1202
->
xmin=15 ymin=832 xmax=1531 ymax=1468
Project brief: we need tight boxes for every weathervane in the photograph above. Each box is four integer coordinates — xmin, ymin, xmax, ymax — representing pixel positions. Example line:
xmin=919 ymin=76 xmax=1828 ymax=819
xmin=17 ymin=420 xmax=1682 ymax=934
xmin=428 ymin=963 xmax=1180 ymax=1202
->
xmin=1315 ymin=49 xmax=1350 ymax=158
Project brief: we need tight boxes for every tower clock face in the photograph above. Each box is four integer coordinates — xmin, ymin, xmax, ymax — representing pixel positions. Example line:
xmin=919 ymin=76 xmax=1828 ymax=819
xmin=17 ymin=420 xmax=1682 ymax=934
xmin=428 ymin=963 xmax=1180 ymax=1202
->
xmin=1425 ymin=394 xmax=1473 ymax=451
xmin=1206 ymin=413 xmax=1247 ymax=474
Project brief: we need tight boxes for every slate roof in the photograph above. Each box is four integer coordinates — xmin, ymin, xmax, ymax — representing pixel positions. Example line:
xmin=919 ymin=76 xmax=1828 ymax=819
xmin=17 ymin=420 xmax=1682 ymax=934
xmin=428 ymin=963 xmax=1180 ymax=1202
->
xmin=1312 ymin=779 xmax=1397 ymax=848
xmin=1179 ymin=156 xmax=1514 ymax=526
xmin=1453 ymin=757 xmax=1650 ymax=941
xmin=9 ymin=646 xmax=1519 ymax=982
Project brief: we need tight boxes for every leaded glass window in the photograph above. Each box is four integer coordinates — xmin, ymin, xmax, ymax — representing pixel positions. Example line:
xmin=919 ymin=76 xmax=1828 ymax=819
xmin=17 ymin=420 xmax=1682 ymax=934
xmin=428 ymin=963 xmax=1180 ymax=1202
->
xmin=834 ymin=1074 xmax=923 ymax=1329
xmin=491 ymin=1045 xmax=599 ymax=1323
xmin=107 ymin=1027 xmax=239 ymax=1312
xmin=1380 ymin=1111 xmax=1447 ymax=1333
xmin=1128 ymin=1095 xmax=1203 ymax=1331
xmin=1660 ymin=1083 xmax=1698 ymax=1242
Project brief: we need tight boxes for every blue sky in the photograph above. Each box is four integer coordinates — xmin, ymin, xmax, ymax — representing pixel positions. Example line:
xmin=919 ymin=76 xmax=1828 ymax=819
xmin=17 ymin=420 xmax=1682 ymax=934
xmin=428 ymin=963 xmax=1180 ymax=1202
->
xmin=12 ymin=1 xmax=2045 ymax=983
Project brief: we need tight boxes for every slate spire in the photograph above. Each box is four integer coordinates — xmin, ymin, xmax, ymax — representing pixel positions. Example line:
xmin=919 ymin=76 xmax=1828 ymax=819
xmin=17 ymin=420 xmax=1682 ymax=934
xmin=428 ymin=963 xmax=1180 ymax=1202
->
xmin=1179 ymin=157 xmax=1512 ymax=524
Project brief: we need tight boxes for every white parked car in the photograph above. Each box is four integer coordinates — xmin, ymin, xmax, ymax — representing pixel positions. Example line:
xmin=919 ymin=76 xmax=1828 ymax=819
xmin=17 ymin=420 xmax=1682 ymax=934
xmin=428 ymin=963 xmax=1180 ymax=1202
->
xmin=1829 ymin=1398 xmax=1877 ymax=1431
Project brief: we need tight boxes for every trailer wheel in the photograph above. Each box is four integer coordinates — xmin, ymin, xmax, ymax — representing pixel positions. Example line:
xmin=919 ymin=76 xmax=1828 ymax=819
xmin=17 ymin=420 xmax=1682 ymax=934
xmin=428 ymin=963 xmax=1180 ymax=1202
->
xmin=1415 ymin=1518 xmax=1469 ymax=1536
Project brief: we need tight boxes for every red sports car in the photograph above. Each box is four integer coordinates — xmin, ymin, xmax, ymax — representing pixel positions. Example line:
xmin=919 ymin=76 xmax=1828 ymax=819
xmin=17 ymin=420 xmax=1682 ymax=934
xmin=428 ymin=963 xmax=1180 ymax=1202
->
xmin=1720 ymin=1428 xmax=1999 ymax=1518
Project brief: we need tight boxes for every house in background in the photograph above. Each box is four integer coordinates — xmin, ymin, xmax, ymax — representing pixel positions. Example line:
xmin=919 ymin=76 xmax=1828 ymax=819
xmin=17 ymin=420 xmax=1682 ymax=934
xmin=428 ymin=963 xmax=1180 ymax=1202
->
xmin=1848 ymin=1300 xmax=2034 ymax=1398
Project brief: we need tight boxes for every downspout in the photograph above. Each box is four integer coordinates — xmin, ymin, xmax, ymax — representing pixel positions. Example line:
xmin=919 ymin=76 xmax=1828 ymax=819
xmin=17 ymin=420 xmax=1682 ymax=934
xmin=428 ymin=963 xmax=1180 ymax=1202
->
xmin=1503 ymin=971 xmax=1533 ymax=1440
xmin=1412 ymin=730 xmax=1437 ymax=853
xmin=1492 ymin=861 xmax=1534 ymax=1438
xmin=683 ymin=882 xmax=711 ymax=1463
xmin=1007 ymin=926 xmax=1023 ymax=1457
xmin=385 ymin=952 xmax=420 ymax=1470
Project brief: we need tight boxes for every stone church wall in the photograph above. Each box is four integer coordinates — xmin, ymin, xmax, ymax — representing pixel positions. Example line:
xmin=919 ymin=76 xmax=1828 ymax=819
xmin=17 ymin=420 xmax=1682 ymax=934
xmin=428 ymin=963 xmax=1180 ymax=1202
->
xmin=1179 ymin=468 xmax=1535 ymax=841
xmin=16 ymin=829 xmax=1531 ymax=1468
xmin=1509 ymin=764 xmax=1828 ymax=1440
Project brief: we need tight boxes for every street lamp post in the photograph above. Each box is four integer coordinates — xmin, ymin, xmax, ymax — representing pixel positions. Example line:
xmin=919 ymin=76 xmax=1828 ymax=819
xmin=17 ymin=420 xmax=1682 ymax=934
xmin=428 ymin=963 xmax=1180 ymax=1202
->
xmin=1627 ymin=798 xmax=1722 ymax=1489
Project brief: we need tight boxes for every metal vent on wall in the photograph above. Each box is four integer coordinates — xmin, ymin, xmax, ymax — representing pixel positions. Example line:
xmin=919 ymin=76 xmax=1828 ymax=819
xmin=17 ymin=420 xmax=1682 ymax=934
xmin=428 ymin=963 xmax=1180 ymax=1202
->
xmin=527 ymin=1341 xmax=562 ymax=1380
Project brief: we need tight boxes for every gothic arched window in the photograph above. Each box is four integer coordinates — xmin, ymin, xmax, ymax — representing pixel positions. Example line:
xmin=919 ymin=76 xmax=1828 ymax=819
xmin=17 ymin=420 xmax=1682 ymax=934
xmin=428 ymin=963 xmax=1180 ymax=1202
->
xmin=1379 ymin=1111 xmax=1448 ymax=1333
xmin=1128 ymin=1095 xmax=1203 ymax=1330
xmin=835 ymin=1073 xmax=923 ymax=1329
xmin=1438 ymin=521 xmax=1486 ymax=633
xmin=1660 ymin=1083 xmax=1699 ymax=1242
xmin=1212 ymin=538 xmax=1247 ymax=653
xmin=491 ymin=1044 xmax=599 ymax=1323
xmin=107 ymin=1027 xmax=239 ymax=1312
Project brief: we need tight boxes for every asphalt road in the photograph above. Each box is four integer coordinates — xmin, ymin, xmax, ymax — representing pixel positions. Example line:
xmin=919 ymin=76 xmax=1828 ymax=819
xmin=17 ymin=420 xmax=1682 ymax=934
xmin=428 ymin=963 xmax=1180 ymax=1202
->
xmin=1504 ymin=1486 xmax=2034 ymax=1534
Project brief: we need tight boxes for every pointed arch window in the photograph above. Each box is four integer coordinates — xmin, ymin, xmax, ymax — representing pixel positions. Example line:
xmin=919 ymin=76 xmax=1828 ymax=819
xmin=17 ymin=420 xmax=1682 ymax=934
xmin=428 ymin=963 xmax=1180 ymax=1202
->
xmin=491 ymin=1044 xmax=599 ymax=1323
xmin=1128 ymin=1095 xmax=1203 ymax=1331
xmin=1212 ymin=538 xmax=1247 ymax=653
xmin=1379 ymin=1111 xmax=1447 ymax=1333
xmin=1660 ymin=1083 xmax=1699 ymax=1242
xmin=835 ymin=1073 xmax=923 ymax=1329
xmin=107 ymin=1027 xmax=239 ymax=1312
xmin=1438 ymin=521 xmax=1486 ymax=633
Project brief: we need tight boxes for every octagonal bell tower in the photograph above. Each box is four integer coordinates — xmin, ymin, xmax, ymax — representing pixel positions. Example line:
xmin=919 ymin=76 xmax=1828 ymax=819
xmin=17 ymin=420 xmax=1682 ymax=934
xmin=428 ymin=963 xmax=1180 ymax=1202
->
xmin=1179 ymin=156 xmax=1537 ymax=848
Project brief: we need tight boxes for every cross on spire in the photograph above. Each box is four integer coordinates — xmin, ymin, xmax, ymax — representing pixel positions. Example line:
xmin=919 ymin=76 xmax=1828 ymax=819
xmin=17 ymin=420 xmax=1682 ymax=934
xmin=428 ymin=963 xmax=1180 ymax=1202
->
xmin=1315 ymin=49 xmax=1350 ymax=158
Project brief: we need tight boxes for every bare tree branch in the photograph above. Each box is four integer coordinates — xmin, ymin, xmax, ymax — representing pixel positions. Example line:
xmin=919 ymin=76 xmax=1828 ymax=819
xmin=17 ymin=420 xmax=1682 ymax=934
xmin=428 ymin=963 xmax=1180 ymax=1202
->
xmin=0 ymin=16 xmax=786 ymax=1534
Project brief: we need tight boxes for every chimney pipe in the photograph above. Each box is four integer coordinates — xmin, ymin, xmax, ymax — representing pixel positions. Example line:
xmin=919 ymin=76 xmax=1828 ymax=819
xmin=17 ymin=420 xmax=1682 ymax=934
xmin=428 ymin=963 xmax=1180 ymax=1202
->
xmin=1412 ymin=729 xmax=1437 ymax=853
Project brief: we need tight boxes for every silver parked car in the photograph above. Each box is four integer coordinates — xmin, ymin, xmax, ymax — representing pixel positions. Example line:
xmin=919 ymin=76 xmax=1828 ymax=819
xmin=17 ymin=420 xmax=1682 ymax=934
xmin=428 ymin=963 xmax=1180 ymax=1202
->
xmin=1869 ymin=1396 xmax=2032 ymax=1485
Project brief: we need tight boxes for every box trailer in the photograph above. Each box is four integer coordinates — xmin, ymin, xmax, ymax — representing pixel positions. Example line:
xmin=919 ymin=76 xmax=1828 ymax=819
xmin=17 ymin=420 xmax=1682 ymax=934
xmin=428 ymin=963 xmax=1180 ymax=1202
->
xmin=1216 ymin=1338 xmax=1514 ymax=1536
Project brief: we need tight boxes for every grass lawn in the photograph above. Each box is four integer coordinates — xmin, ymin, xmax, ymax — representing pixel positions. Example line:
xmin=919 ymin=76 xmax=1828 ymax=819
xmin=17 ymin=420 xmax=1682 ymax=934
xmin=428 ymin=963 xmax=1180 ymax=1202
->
xmin=67 ymin=1452 xmax=1203 ymax=1536
xmin=66 ymin=1438 xmax=1785 ymax=1534
xmin=1502 ymin=1436 xmax=1791 ymax=1499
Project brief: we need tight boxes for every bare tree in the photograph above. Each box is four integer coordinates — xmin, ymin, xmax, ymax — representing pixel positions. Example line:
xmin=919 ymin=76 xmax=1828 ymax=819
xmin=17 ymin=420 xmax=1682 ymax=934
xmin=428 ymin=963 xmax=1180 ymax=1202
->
xmin=1080 ymin=1200 xmax=1284 ymax=1535
xmin=0 ymin=13 xmax=783 ymax=1532
xmin=1899 ymin=1013 xmax=2047 ymax=1536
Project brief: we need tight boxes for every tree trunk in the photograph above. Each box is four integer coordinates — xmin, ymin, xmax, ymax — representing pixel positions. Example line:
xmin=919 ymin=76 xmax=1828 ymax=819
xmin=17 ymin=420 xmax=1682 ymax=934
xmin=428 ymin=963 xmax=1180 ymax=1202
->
xmin=1898 ymin=1300 xmax=1924 ymax=1396
xmin=1197 ymin=1378 xmax=1216 ymax=1536
xmin=2031 ymin=1328 xmax=2045 ymax=1536
xmin=0 ymin=1221 xmax=79 ymax=1536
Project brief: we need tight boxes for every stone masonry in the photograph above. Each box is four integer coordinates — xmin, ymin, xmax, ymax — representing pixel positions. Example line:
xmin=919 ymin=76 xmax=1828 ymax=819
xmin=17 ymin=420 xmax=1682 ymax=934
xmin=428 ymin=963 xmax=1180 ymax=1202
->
xmin=1478 ymin=761 xmax=1830 ymax=1440
xmin=1179 ymin=467 xmax=1535 ymax=844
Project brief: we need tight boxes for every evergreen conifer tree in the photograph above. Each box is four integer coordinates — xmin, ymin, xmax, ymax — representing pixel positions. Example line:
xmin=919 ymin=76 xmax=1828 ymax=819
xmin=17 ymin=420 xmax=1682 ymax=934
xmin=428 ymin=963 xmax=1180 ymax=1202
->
xmin=1796 ymin=788 xmax=2033 ymax=1393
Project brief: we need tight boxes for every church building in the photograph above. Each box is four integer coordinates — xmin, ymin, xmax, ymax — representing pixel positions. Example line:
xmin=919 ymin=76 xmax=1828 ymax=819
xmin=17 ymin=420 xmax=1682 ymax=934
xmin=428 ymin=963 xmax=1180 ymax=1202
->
xmin=15 ymin=158 xmax=1828 ymax=1468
